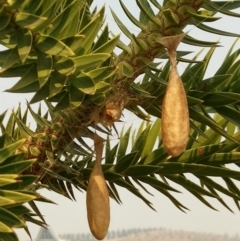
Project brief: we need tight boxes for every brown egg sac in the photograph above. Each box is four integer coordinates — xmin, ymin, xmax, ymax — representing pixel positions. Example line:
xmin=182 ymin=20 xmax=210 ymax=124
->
xmin=158 ymin=33 xmax=189 ymax=157
xmin=161 ymin=65 xmax=189 ymax=157
xmin=86 ymin=134 xmax=110 ymax=240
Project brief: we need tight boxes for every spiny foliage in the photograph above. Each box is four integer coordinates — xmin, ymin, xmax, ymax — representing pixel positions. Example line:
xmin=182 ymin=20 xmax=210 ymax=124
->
xmin=0 ymin=0 xmax=240 ymax=240
xmin=0 ymin=130 xmax=51 ymax=241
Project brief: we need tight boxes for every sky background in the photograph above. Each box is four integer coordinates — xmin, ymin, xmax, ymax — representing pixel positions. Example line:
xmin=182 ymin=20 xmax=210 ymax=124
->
xmin=1 ymin=0 xmax=240 ymax=240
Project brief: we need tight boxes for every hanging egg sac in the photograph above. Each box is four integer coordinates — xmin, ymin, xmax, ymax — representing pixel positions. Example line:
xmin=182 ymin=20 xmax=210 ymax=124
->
xmin=158 ymin=34 xmax=189 ymax=157
xmin=86 ymin=134 xmax=110 ymax=240
xmin=161 ymin=64 xmax=189 ymax=157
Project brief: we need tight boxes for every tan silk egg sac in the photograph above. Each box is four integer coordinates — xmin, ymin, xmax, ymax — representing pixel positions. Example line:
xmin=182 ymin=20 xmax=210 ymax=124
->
xmin=87 ymin=135 xmax=110 ymax=240
xmin=162 ymin=66 xmax=189 ymax=157
xmin=161 ymin=65 xmax=189 ymax=157
xmin=158 ymin=33 xmax=189 ymax=157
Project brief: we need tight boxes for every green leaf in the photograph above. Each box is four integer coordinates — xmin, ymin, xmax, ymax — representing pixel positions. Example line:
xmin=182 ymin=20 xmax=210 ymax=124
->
xmin=143 ymin=146 xmax=168 ymax=165
xmin=69 ymin=84 xmax=85 ymax=108
xmin=0 ymin=175 xmax=18 ymax=186
xmin=48 ymin=0 xmax=83 ymax=39
xmin=188 ymin=189 xmax=219 ymax=211
xmin=138 ymin=0 xmax=162 ymax=25
xmin=110 ymin=8 xmax=132 ymax=39
xmin=21 ymin=0 xmax=42 ymax=13
xmin=138 ymin=0 xmax=157 ymax=25
xmin=7 ymin=205 xmax=31 ymax=216
xmin=159 ymin=187 xmax=189 ymax=212
xmin=223 ymin=177 xmax=240 ymax=202
xmin=105 ymin=138 xmax=118 ymax=164
xmin=181 ymin=61 xmax=205 ymax=87
xmin=35 ymin=34 xmax=75 ymax=57
xmin=0 ymin=134 xmax=6 ymax=150
xmin=47 ymin=90 xmax=65 ymax=103
xmin=202 ymin=74 xmax=232 ymax=94
xmin=203 ymin=92 xmax=240 ymax=106
xmin=17 ymin=28 xmax=32 ymax=64
xmin=92 ymin=25 xmax=109 ymax=51
xmin=6 ymin=81 xmax=39 ymax=93
xmin=131 ymin=124 xmax=152 ymax=159
xmin=37 ymin=52 xmax=52 ymax=87
xmin=49 ymin=70 xmax=66 ymax=97
xmin=207 ymin=0 xmax=240 ymax=11
xmin=95 ymin=81 xmax=110 ymax=92
xmin=4 ymin=111 xmax=15 ymax=139
xmin=116 ymin=38 xmax=132 ymax=55
xmin=196 ymin=175 xmax=240 ymax=201
xmin=0 ymin=221 xmax=13 ymax=233
xmin=162 ymin=8 xmax=180 ymax=25
xmin=204 ymin=0 xmax=240 ymax=18
xmin=131 ymin=82 xmax=154 ymax=99
xmin=0 ymin=190 xmax=36 ymax=206
xmin=104 ymin=172 xmax=123 ymax=181
xmin=89 ymin=93 xmax=106 ymax=105
xmin=0 ymin=139 xmax=26 ymax=164
xmin=28 ymin=200 xmax=46 ymax=224
xmin=189 ymin=108 xmax=238 ymax=143
xmin=0 ymin=62 xmax=32 ymax=78
xmin=52 ymin=91 xmax=70 ymax=111
xmin=183 ymin=34 xmax=220 ymax=47
xmin=4 ymin=175 xmax=38 ymax=190
xmin=62 ymin=35 xmax=85 ymax=53
xmin=0 ymin=160 xmax=36 ymax=174
xmin=168 ymin=144 xmax=226 ymax=163
xmin=202 ymin=152 xmax=240 ymax=165
xmin=0 ymin=47 xmax=20 ymax=72
xmin=78 ymin=6 xmax=105 ymax=54
xmin=191 ymin=117 xmax=228 ymax=147
xmin=138 ymin=176 xmax=180 ymax=193
xmin=0 ymin=15 xmax=11 ymax=31
xmin=117 ymin=126 xmax=132 ymax=161
xmin=195 ymin=21 xmax=240 ymax=37
xmin=5 ymin=64 xmax=39 ymax=93
xmin=11 ymin=112 xmax=37 ymax=137
xmin=30 ymin=81 xmax=50 ymax=104
xmin=121 ymin=61 xmax=135 ymax=77
xmin=187 ymin=96 xmax=203 ymax=106
xmin=108 ymin=182 xmax=122 ymax=203
xmin=7 ymin=0 xmax=31 ymax=9
xmin=214 ymin=106 xmax=240 ymax=127
xmin=0 ymin=232 xmax=18 ymax=241
xmin=165 ymin=174 xmax=216 ymax=198
xmin=157 ymin=163 xmax=240 ymax=177
xmin=114 ymin=178 xmax=155 ymax=210
xmin=54 ymin=56 xmax=75 ymax=75
xmin=73 ymin=53 xmax=110 ymax=71
xmin=71 ymin=73 xmax=95 ymax=95
xmin=93 ymin=35 xmax=120 ymax=54
xmin=30 ymin=1 xmax=63 ymax=32
xmin=14 ymin=12 xmax=47 ymax=30
xmin=216 ymin=48 xmax=240 ymax=76
xmin=115 ymin=152 xmax=138 ymax=173
xmin=0 ymin=207 xmax=26 ymax=228
xmin=149 ymin=0 xmax=162 ymax=9
xmin=187 ymin=7 xmax=221 ymax=22
xmin=125 ymin=165 xmax=162 ymax=177
xmin=141 ymin=119 xmax=161 ymax=158
xmin=119 ymin=0 xmax=146 ymax=30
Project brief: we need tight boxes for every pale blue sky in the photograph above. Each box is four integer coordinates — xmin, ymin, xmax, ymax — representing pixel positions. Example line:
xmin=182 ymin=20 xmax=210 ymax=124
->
xmin=0 ymin=1 xmax=240 ymax=240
